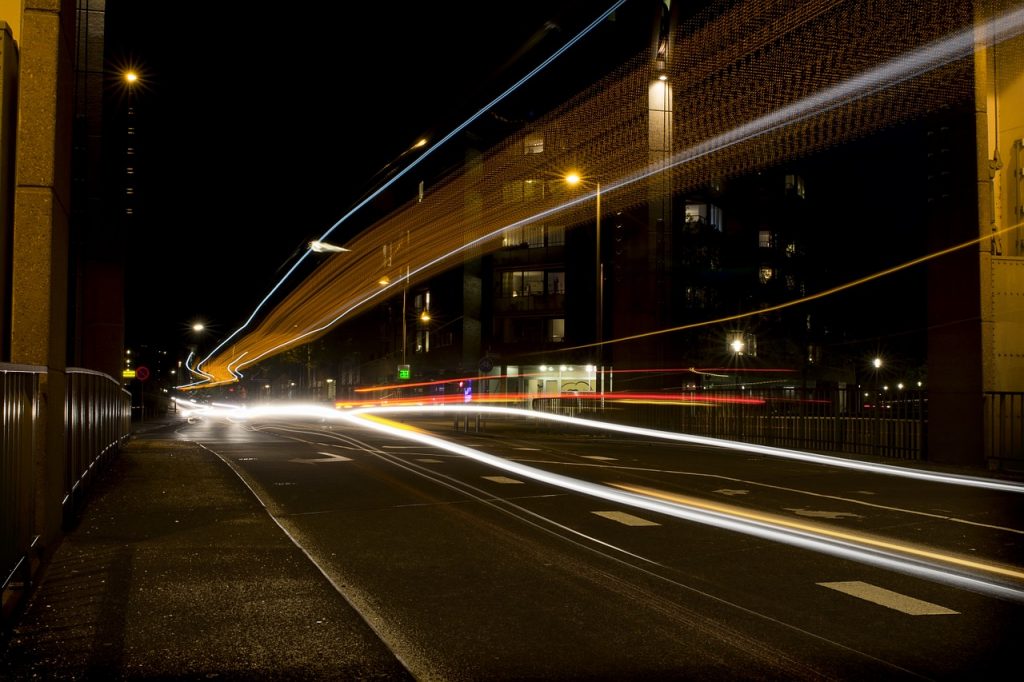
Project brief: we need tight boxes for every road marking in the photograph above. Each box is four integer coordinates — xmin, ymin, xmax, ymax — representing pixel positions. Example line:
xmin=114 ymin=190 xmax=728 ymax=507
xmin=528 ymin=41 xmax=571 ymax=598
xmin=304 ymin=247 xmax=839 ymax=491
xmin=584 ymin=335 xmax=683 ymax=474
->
xmin=787 ymin=508 xmax=864 ymax=520
xmin=593 ymin=511 xmax=660 ymax=527
xmin=482 ymin=475 xmax=524 ymax=484
xmin=514 ymin=447 xmax=541 ymax=451
xmin=714 ymin=488 xmax=749 ymax=496
xmin=416 ymin=458 xmax=443 ymax=464
xmin=818 ymin=581 xmax=959 ymax=615
xmin=238 ymin=457 xmax=258 ymax=461
xmin=582 ymin=455 xmax=616 ymax=461
xmin=288 ymin=452 xmax=353 ymax=464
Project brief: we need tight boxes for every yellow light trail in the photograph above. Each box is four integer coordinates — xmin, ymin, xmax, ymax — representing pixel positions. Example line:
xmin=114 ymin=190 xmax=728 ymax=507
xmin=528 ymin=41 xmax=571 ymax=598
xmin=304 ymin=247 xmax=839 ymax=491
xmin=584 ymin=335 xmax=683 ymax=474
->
xmin=611 ymin=482 xmax=1024 ymax=583
xmin=184 ymin=1 xmax=1021 ymax=389
xmin=547 ymin=221 xmax=1024 ymax=357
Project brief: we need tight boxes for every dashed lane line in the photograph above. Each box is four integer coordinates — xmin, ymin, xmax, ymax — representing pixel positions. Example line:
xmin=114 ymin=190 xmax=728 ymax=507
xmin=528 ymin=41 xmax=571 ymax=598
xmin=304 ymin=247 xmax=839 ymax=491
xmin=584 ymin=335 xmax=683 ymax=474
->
xmin=818 ymin=581 xmax=959 ymax=615
xmin=593 ymin=511 xmax=661 ymax=527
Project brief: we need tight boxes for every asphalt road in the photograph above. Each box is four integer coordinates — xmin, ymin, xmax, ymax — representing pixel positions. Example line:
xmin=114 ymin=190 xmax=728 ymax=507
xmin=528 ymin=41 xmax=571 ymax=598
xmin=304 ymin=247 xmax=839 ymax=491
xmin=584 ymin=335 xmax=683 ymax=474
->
xmin=179 ymin=410 xmax=1024 ymax=680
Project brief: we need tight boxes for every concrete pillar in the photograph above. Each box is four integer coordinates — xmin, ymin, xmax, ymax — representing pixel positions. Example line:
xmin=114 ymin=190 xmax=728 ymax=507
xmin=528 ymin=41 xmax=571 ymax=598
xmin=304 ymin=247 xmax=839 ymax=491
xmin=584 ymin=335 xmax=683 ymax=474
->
xmin=10 ymin=0 xmax=74 ymax=545
xmin=0 ymin=21 xmax=16 ymax=361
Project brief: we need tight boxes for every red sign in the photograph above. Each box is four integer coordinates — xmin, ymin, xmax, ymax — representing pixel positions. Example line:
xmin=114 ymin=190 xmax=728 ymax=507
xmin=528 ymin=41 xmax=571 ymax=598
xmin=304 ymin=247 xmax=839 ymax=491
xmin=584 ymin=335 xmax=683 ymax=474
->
xmin=135 ymin=366 xmax=150 ymax=381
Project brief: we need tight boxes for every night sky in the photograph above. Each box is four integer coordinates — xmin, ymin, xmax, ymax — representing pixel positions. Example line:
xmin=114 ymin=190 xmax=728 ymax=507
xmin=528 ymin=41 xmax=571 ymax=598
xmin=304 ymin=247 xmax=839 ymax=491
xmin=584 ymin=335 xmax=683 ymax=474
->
xmin=105 ymin=1 xmax=599 ymax=351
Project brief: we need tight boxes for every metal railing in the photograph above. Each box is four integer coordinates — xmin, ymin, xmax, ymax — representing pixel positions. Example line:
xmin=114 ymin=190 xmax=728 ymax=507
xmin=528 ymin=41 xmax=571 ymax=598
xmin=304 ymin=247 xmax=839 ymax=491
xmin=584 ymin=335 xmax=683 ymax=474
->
xmin=1 ymin=363 xmax=44 ymax=620
xmin=985 ymin=391 xmax=1024 ymax=472
xmin=2 ymin=364 xmax=130 ymax=621
xmin=534 ymin=386 xmax=928 ymax=460
xmin=64 ymin=368 xmax=133 ymax=520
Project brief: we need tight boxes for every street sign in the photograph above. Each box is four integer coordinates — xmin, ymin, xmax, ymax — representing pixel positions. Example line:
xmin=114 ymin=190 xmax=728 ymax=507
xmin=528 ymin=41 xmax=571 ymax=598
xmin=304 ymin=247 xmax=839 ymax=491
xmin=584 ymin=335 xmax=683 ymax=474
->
xmin=122 ymin=369 xmax=136 ymax=379
xmin=397 ymin=364 xmax=411 ymax=380
xmin=135 ymin=366 xmax=150 ymax=381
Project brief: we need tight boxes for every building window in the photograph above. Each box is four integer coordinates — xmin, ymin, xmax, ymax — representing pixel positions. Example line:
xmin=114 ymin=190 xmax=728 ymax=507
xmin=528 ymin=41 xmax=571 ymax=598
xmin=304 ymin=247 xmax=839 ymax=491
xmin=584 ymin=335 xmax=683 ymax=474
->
xmin=785 ymin=174 xmax=806 ymax=198
xmin=415 ymin=330 xmax=429 ymax=353
xmin=524 ymin=133 xmax=544 ymax=154
xmin=758 ymin=230 xmax=773 ymax=248
xmin=785 ymin=242 xmax=797 ymax=257
xmin=548 ymin=318 xmax=565 ymax=342
xmin=759 ymin=266 xmax=774 ymax=284
xmin=684 ymin=202 xmax=723 ymax=231
xmin=502 ymin=223 xmax=545 ymax=248
xmin=546 ymin=271 xmax=564 ymax=294
xmin=546 ymin=224 xmax=565 ymax=246
xmin=502 ymin=270 xmax=545 ymax=297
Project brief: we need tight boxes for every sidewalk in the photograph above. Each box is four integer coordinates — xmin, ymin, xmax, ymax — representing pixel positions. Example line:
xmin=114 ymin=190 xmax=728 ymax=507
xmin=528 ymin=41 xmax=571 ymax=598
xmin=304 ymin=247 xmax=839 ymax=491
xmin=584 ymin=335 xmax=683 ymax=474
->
xmin=0 ymin=416 xmax=410 ymax=681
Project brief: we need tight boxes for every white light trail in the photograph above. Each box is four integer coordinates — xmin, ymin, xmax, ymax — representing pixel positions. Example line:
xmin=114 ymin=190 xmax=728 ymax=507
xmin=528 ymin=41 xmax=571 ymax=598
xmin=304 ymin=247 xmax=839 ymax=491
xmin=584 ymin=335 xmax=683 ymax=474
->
xmin=183 ymin=401 xmax=1024 ymax=600
xmin=193 ymin=3 xmax=1024 ymax=386
xmin=195 ymin=0 xmax=629 ymax=377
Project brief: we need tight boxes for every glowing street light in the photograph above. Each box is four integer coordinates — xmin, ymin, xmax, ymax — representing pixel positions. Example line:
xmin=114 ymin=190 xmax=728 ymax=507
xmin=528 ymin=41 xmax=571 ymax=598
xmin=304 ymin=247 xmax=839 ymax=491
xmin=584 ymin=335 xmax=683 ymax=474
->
xmin=192 ymin=322 xmax=205 ymax=333
xmin=309 ymin=240 xmax=350 ymax=253
xmin=872 ymin=357 xmax=883 ymax=369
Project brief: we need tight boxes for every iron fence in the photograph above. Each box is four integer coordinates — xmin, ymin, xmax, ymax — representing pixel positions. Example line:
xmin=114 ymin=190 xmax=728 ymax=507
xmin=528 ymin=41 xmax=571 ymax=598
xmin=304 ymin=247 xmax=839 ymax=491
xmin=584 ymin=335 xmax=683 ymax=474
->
xmin=535 ymin=386 xmax=927 ymax=460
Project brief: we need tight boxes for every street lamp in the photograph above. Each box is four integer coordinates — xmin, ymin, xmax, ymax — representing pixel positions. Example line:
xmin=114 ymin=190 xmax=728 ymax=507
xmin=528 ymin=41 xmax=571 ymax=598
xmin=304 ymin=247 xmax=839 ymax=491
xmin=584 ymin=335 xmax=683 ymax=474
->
xmin=565 ymin=172 xmax=603 ymax=396
xmin=309 ymin=240 xmax=350 ymax=253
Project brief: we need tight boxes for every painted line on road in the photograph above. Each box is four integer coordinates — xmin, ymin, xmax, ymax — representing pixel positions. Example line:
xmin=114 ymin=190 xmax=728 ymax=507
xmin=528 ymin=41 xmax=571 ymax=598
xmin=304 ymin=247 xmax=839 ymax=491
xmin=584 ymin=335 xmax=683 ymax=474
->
xmin=514 ymin=447 xmax=541 ymax=451
xmin=593 ymin=511 xmax=660 ymax=527
xmin=288 ymin=452 xmax=353 ymax=464
xmin=582 ymin=455 xmax=616 ymax=461
xmin=416 ymin=458 xmax=444 ymax=464
xmin=482 ymin=475 xmax=524 ymax=484
xmin=818 ymin=581 xmax=959 ymax=615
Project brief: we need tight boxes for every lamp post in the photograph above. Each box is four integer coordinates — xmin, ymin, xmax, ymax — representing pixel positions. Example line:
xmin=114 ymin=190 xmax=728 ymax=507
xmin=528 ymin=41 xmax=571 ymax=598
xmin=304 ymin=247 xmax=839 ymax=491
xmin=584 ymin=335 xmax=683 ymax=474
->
xmin=566 ymin=173 xmax=603 ymax=400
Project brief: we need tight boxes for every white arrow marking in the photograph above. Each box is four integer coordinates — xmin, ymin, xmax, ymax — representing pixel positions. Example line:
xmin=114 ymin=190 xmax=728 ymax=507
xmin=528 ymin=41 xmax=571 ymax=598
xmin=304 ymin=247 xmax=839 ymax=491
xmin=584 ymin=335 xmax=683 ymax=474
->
xmin=289 ymin=451 xmax=353 ymax=464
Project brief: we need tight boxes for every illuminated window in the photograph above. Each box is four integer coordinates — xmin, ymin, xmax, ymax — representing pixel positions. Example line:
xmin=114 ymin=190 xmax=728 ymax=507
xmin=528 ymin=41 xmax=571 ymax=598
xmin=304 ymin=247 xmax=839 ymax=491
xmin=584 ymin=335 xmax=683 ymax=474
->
xmin=502 ymin=224 xmax=544 ymax=248
xmin=524 ymin=133 xmax=544 ymax=154
xmin=125 ymin=208 xmax=133 ymax=215
xmin=546 ymin=271 xmax=564 ymax=294
xmin=415 ymin=330 xmax=429 ymax=353
xmin=126 ymin=147 xmax=135 ymax=155
xmin=502 ymin=270 xmax=545 ymax=297
xmin=759 ymin=266 xmax=774 ymax=283
xmin=758 ymin=230 xmax=772 ymax=248
xmin=785 ymin=242 xmax=797 ymax=257
xmin=546 ymin=224 xmax=565 ymax=246
xmin=684 ymin=202 xmax=723 ymax=231
xmin=126 ymin=167 xmax=135 ymax=176
xmin=548 ymin=318 xmax=565 ymax=342
xmin=785 ymin=174 xmax=806 ymax=198
xmin=127 ymin=127 xmax=135 ymax=136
